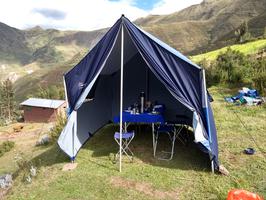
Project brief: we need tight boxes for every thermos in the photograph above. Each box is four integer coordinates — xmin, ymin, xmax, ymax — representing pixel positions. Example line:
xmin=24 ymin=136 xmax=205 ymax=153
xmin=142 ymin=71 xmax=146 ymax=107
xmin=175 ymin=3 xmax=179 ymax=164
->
xmin=140 ymin=92 xmax=145 ymax=113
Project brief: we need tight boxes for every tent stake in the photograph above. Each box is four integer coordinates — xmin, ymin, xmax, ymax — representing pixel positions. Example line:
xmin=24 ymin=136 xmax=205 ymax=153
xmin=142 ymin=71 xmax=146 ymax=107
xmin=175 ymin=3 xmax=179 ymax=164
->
xmin=119 ymin=22 xmax=124 ymax=172
xmin=211 ymin=160 xmax=214 ymax=173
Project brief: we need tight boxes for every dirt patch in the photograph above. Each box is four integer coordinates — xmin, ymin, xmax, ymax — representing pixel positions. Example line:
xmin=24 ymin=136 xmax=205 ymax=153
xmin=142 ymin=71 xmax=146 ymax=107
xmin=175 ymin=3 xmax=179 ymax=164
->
xmin=0 ymin=187 xmax=11 ymax=200
xmin=0 ymin=123 xmax=53 ymax=142
xmin=110 ymin=176 xmax=178 ymax=199
xmin=62 ymin=163 xmax=78 ymax=171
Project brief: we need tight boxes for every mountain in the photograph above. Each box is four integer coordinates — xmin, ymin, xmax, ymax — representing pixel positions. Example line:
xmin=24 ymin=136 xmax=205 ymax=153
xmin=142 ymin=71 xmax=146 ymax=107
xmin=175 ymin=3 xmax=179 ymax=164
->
xmin=0 ymin=22 xmax=31 ymax=64
xmin=0 ymin=0 xmax=265 ymax=100
xmin=0 ymin=24 xmax=106 ymax=84
xmin=135 ymin=0 xmax=266 ymax=54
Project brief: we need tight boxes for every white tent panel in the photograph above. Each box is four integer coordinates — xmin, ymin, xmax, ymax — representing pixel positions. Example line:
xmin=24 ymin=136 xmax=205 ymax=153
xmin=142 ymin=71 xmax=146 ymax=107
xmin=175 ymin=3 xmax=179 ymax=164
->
xmin=58 ymin=111 xmax=90 ymax=159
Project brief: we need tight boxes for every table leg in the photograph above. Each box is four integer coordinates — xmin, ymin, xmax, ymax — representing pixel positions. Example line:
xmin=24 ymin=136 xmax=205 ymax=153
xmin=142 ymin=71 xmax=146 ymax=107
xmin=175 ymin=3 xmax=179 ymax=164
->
xmin=124 ymin=122 xmax=127 ymax=132
xmin=152 ymin=123 xmax=155 ymax=157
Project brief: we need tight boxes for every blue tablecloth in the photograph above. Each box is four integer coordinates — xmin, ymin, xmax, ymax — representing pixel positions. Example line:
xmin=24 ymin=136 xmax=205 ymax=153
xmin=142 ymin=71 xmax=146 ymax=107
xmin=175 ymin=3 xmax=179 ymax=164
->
xmin=113 ymin=111 xmax=164 ymax=124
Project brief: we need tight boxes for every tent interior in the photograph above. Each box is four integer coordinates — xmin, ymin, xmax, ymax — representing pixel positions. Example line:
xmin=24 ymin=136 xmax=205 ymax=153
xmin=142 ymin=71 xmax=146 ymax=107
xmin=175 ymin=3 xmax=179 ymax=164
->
xmin=76 ymin=26 xmax=194 ymax=143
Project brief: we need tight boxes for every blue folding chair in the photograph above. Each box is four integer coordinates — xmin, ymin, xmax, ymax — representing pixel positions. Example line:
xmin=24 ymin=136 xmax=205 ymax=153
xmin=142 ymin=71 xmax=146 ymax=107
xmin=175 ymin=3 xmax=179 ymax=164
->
xmin=114 ymin=131 xmax=135 ymax=161
xmin=153 ymin=104 xmax=165 ymax=114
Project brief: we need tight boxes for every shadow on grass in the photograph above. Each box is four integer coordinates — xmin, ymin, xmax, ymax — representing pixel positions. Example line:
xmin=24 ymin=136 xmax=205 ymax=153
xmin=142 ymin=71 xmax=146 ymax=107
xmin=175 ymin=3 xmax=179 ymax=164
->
xmin=22 ymin=124 xmax=210 ymax=172
xmin=31 ymin=145 xmax=69 ymax=168
xmin=83 ymin=124 xmax=211 ymax=172
xmin=11 ymin=144 xmax=69 ymax=180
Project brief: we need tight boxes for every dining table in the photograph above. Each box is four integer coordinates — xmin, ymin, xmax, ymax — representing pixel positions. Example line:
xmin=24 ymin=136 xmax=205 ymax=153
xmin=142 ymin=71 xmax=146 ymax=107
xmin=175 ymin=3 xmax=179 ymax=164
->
xmin=113 ymin=111 xmax=165 ymax=156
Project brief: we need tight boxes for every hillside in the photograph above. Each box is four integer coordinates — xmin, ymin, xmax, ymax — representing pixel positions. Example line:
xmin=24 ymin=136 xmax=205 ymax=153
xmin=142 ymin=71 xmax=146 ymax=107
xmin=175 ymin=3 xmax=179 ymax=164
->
xmin=0 ymin=0 xmax=265 ymax=66
xmin=0 ymin=22 xmax=31 ymax=64
xmin=136 ymin=0 xmax=266 ymax=54
xmin=0 ymin=0 xmax=265 ymax=101
xmin=0 ymin=25 xmax=105 ymax=85
xmin=191 ymin=39 xmax=266 ymax=63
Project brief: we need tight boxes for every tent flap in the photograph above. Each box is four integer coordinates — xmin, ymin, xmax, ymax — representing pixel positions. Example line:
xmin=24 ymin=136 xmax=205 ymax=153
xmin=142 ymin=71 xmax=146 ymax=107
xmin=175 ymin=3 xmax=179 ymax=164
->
xmin=64 ymin=18 xmax=121 ymax=111
xmin=58 ymin=111 xmax=88 ymax=159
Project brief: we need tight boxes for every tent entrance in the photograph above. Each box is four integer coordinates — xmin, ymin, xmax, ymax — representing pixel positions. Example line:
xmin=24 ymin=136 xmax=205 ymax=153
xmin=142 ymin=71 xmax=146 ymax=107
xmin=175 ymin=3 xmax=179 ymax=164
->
xmin=77 ymin=25 xmax=194 ymax=137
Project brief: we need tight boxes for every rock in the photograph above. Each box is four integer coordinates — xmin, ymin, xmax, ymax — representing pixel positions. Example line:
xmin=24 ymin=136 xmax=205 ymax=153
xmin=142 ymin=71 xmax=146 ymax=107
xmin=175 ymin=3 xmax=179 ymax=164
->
xmin=36 ymin=134 xmax=50 ymax=146
xmin=30 ymin=166 xmax=37 ymax=177
xmin=219 ymin=165 xmax=229 ymax=176
xmin=25 ymin=175 xmax=32 ymax=184
xmin=0 ymin=174 xmax=12 ymax=189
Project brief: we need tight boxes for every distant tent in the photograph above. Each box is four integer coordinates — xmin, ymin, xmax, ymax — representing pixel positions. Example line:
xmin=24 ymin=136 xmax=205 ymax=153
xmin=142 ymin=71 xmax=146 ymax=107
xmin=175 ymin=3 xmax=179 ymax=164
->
xmin=58 ymin=15 xmax=219 ymax=171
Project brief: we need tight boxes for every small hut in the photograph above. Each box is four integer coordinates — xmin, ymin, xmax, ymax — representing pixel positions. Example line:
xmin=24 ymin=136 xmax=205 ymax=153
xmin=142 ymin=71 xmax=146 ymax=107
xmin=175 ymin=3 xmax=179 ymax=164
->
xmin=20 ymin=98 xmax=66 ymax=123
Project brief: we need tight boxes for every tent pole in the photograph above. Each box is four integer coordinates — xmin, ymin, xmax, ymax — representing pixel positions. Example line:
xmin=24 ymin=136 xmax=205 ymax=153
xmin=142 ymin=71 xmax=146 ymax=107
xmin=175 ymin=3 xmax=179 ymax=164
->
xmin=202 ymin=69 xmax=214 ymax=173
xmin=145 ymin=67 xmax=149 ymax=101
xmin=72 ymin=123 xmax=75 ymax=163
xmin=119 ymin=22 xmax=124 ymax=172
xmin=63 ymin=76 xmax=69 ymax=110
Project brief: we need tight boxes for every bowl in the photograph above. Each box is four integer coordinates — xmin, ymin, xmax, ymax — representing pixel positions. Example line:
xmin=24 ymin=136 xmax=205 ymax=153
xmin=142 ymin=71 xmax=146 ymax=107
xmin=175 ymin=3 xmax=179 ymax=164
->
xmin=244 ymin=148 xmax=255 ymax=155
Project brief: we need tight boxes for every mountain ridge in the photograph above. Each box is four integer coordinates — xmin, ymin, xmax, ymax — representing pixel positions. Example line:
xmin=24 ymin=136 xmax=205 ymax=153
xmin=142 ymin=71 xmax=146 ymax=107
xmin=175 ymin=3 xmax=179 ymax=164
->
xmin=0 ymin=0 xmax=265 ymax=66
xmin=0 ymin=0 xmax=265 ymax=100
xmin=136 ymin=0 xmax=266 ymax=54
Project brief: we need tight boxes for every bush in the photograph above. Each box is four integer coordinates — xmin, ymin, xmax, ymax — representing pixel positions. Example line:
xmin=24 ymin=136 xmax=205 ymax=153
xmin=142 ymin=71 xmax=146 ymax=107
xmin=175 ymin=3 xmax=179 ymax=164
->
xmin=198 ymin=48 xmax=266 ymax=95
xmin=215 ymin=48 xmax=249 ymax=83
xmin=49 ymin=113 xmax=67 ymax=142
xmin=0 ymin=141 xmax=15 ymax=157
xmin=252 ymin=59 xmax=266 ymax=96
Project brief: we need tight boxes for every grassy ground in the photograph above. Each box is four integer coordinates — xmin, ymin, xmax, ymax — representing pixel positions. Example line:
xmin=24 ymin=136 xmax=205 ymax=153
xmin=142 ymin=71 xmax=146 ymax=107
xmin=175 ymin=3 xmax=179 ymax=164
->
xmin=0 ymin=86 xmax=265 ymax=200
xmin=191 ymin=39 xmax=266 ymax=63
xmin=0 ymin=123 xmax=53 ymax=175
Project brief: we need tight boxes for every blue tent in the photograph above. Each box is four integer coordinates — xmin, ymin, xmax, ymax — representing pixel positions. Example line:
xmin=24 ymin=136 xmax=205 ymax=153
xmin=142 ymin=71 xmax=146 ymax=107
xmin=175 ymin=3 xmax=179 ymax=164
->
xmin=58 ymin=15 xmax=219 ymax=171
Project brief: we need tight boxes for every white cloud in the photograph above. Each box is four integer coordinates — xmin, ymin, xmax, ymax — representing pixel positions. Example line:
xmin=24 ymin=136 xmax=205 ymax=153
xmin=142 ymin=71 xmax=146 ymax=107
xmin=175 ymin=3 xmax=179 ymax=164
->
xmin=0 ymin=0 xmax=202 ymax=31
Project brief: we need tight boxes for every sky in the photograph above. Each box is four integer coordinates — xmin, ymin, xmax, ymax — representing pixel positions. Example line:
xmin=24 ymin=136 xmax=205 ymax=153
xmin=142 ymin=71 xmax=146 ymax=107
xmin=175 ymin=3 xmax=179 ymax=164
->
xmin=0 ymin=0 xmax=203 ymax=31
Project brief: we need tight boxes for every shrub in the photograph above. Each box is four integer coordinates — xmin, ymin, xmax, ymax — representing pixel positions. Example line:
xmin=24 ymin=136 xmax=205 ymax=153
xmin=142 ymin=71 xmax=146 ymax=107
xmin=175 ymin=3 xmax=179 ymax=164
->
xmin=215 ymin=47 xmax=248 ymax=83
xmin=49 ymin=113 xmax=67 ymax=142
xmin=252 ymin=59 xmax=266 ymax=96
xmin=198 ymin=48 xmax=266 ymax=95
xmin=0 ymin=141 xmax=15 ymax=157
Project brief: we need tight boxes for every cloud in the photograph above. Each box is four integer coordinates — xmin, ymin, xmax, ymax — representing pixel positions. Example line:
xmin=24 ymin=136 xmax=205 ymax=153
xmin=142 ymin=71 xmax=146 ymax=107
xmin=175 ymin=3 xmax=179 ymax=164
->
xmin=0 ymin=0 xmax=203 ymax=31
xmin=32 ymin=8 xmax=66 ymax=20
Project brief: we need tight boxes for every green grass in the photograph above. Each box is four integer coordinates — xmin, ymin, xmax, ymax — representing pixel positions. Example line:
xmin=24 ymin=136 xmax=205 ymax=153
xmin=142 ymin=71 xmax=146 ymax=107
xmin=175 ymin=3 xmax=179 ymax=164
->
xmin=0 ymin=141 xmax=15 ymax=157
xmin=1 ymin=86 xmax=266 ymax=200
xmin=191 ymin=39 xmax=266 ymax=63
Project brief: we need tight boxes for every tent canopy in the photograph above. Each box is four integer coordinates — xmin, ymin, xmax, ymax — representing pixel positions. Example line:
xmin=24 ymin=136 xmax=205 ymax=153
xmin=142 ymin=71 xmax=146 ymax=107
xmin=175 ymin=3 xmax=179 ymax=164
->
xmin=58 ymin=16 xmax=219 ymax=170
